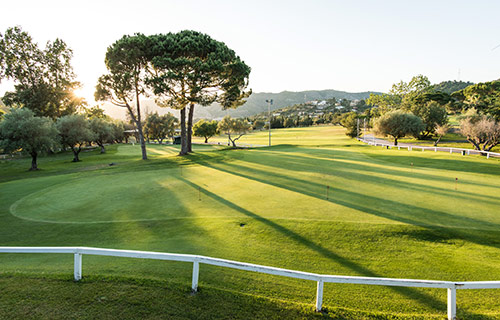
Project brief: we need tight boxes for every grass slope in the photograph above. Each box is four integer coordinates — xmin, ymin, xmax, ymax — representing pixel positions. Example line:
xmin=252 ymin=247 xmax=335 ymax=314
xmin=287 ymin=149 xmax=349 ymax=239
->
xmin=1 ymin=126 xmax=500 ymax=319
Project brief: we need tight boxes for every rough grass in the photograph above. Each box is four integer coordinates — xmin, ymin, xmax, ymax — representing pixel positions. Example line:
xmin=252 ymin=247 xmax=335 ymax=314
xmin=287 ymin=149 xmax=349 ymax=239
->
xmin=1 ymin=126 xmax=500 ymax=319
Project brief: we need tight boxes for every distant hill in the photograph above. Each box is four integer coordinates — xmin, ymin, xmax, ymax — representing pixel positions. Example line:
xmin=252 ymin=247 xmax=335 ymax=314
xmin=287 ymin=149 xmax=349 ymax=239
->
xmin=430 ymin=80 xmax=474 ymax=94
xmin=102 ymin=89 xmax=381 ymax=121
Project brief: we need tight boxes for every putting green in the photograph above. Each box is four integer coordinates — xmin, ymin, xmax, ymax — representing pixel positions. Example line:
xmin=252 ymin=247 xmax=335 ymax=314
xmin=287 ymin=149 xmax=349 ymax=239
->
xmin=10 ymin=162 xmax=391 ymax=224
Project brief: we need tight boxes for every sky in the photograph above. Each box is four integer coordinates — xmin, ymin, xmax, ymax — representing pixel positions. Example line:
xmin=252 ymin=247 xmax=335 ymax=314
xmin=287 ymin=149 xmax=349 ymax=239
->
xmin=1 ymin=0 xmax=499 ymax=104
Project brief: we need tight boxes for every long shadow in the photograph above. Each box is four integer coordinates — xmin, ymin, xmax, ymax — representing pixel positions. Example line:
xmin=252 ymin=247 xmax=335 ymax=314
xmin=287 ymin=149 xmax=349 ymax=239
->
xmin=229 ymin=148 xmax=499 ymax=228
xmin=262 ymin=145 xmax=500 ymax=189
xmin=177 ymin=177 xmax=493 ymax=318
xmin=264 ymin=146 xmax=500 ymax=190
xmin=203 ymin=160 xmax=500 ymax=235
xmin=366 ymin=151 xmax=500 ymax=175
xmin=247 ymin=150 xmax=500 ymax=206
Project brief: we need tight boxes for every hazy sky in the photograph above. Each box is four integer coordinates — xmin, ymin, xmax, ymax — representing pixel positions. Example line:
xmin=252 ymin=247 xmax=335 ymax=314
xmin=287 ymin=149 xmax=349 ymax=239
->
xmin=1 ymin=0 xmax=499 ymax=103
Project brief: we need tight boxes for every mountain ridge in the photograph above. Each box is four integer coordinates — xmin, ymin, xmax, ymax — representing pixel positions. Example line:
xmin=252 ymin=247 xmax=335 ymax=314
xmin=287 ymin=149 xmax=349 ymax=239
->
xmin=102 ymin=89 xmax=381 ymax=120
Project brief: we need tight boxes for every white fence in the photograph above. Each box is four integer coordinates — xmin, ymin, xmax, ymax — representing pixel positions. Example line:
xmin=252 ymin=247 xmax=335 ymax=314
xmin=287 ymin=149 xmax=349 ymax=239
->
xmin=1 ymin=247 xmax=500 ymax=319
xmin=358 ymin=138 xmax=500 ymax=159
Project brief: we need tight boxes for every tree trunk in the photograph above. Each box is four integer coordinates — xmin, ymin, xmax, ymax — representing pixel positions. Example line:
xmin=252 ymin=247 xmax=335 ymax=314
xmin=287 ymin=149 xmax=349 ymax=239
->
xmin=187 ymin=103 xmax=194 ymax=153
xmin=135 ymin=88 xmax=148 ymax=160
xmin=72 ymin=147 xmax=81 ymax=162
xmin=434 ymin=136 xmax=442 ymax=146
xmin=30 ymin=151 xmax=38 ymax=171
xmin=394 ymin=137 xmax=398 ymax=146
xmin=204 ymin=137 xmax=208 ymax=143
xmin=467 ymin=138 xmax=481 ymax=151
xmin=179 ymin=107 xmax=188 ymax=155
xmin=484 ymin=143 xmax=497 ymax=152
xmin=98 ymin=142 xmax=106 ymax=153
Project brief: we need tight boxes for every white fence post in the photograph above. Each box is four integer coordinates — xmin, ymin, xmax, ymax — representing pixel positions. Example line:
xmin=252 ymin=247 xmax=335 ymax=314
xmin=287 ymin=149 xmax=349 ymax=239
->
xmin=450 ymin=148 xmax=453 ymax=154
xmin=435 ymin=147 xmax=437 ymax=152
xmin=447 ymin=287 xmax=457 ymax=320
xmin=487 ymin=153 xmax=490 ymax=159
xmin=74 ymin=253 xmax=82 ymax=281
xmin=315 ymin=279 xmax=324 ymax=311
xmin=191 ymin=260 xmax=199 ymax=292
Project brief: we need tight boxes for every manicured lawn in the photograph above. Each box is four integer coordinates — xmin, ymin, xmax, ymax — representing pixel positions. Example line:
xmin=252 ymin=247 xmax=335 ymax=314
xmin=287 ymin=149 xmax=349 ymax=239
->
xmin=1 ymin=125 xmax=500 ymax=319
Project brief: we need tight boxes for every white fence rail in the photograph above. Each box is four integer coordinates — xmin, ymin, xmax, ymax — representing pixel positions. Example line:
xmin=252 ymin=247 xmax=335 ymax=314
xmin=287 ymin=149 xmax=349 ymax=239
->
xmin=357 ymin=138 xmax=500 ymax=159
xmin=1 ymin=247 xmax=499 ymax=319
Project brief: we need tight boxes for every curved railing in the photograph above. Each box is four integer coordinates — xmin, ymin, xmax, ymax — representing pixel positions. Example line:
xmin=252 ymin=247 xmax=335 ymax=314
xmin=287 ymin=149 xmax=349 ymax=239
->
xmin=1 ymin=246 xmax=499 ymax=319
xmin=357 ymin=137 xmax=500 ymax=159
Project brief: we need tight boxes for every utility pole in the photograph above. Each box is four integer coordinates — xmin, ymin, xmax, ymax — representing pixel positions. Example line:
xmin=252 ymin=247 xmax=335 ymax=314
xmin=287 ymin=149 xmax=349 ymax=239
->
xmin=266 ymin=99 xmax=273 ymax=146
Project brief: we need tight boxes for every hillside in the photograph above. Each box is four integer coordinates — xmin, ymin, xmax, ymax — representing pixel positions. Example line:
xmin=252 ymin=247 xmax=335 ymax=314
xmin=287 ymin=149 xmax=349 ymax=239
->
xmin=429 ymin=80 xmax=474 ymax=94
xmin=102 ymin=89 xmax=380 ymax=121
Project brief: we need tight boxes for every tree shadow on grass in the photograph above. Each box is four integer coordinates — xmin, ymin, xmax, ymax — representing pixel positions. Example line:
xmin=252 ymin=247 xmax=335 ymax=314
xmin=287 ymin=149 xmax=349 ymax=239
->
xmin=250 ymin=148 xmax=500 ymax=207
xmin=230 ymin=148 xmax=500 ymax=248
xmin=262 ymin=146 xmax=500 ymax=190
xmin=203 ymin=159 xmax=500 ymax=236
xmin=177 ymin=177 xmax=462 ymax=317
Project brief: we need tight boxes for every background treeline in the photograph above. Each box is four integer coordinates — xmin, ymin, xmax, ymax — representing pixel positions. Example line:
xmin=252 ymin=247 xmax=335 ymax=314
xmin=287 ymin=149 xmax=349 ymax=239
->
xmin=361 ymin=76 xmax=500 ymax=151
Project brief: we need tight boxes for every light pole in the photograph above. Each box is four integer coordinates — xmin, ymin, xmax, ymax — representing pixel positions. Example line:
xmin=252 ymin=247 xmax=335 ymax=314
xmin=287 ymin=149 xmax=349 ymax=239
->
xmin=356 ymin=118 xmax=360 ymax=139
xmin=266 ymin=99 xmax=273 ymax=146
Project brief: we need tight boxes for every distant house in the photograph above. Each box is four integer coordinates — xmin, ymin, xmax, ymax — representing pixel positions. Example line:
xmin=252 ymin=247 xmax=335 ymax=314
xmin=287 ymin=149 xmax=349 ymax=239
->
xmin=335 ymin=106 xmax=345 ymax=110
xmin=318 ymin=100 xmax=327 ymax=106
xmin=350 ymin=100 xmax=358 ymax=107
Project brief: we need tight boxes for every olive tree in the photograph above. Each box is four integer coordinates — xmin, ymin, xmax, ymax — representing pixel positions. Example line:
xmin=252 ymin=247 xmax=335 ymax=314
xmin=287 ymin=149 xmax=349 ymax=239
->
xmin=193 ymin=119 xmax=218 ymax=143
xmin=460 ymin=112 xmax=500 ymax=151
xmin=217 ymin=116 xmax=251 ymax=147
xmin=144 ymin=112 xmax=178 ymax=144
xmin=89 ymin=117 xmax=115 ymax=153
xmin=110 ymin=120 xmax=126 ymax=143
xmin=374 ymin=110 xmax=424 ymax=146
xmin=433 ymin=124 xmax=450 ymax=146
xmin=406 ymin=101 xmax=448 ymax=138
xmin=0 ymin=108 xmax=58 ymax=170
xmin=57 ymin=114 xmax=94 ymax=162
